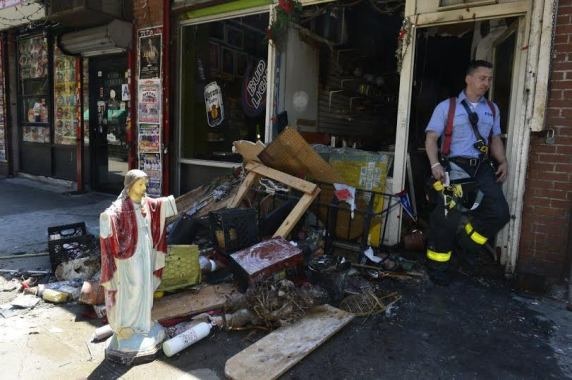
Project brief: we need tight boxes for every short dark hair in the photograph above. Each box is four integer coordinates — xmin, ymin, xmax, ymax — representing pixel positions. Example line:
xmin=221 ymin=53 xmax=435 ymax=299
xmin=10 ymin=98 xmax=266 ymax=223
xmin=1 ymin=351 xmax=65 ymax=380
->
xmin=466 ymin=60 xmax=493 ymax=75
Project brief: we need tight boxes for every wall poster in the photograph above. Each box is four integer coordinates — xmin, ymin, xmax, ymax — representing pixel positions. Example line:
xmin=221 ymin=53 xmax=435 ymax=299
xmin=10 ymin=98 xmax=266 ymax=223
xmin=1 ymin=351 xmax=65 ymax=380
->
xmin=137 ymin=26 xmax=163 ymax=196
xmin=19 ymin=35 xmax=50 ymax=143
xmin=138 ymin=78 xmax=161 ymax=124
xmin=0 ymin=40 xmax=6 ymax=161
xmin=138 ymin=27 xmax=162 ymax=80
xmin=139 ymin=153 xmax=162 ymax=197
xmin=18 ymin=35 xmax=48 ymax=79
xmin=53 ymin=47 xmax=80 ymax=145
xmin=138 ymin=123 xmax=160 ymax=153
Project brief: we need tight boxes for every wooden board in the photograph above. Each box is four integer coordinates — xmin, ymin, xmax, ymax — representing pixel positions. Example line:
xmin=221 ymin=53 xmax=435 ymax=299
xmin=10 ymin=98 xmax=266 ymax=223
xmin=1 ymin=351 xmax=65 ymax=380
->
xmin=258 ymin=127 xmax=342 ymax=184
xmin=225 ymin=304 xmax=353 ymax=380
xmin=233 ymin=140 xmax=265 ymax=163
xmin=152 ymin=283 xmax=238 ymax=321
xmin=274 ymin=188 xmax=320 ymax=238
xmin=247 ymin=162 xmax=317 ymax=194
xmin=229 ymin=171 xmax=259 ymax=208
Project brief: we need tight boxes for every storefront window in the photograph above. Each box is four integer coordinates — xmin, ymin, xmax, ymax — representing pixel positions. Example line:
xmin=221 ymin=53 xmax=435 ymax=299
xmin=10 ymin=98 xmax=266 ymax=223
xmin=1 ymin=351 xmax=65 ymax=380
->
xmin=180 ymin=13 xmax=269 ymax=162
xmin=53 ymin=46 xmax=80 ymax=145
xmin=18 ymin=35 xmax=50 ymax=143
xmin=0 ymin=40 xmax=7 ymax=161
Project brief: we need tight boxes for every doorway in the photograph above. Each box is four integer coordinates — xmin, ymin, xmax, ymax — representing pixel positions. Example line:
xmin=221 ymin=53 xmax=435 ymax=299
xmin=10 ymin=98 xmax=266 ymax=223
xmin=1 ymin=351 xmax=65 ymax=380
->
xmin=89 ymin=54 xmax=129 ymax=194
xmin=408 ymin=17 xmax=518 ymax=231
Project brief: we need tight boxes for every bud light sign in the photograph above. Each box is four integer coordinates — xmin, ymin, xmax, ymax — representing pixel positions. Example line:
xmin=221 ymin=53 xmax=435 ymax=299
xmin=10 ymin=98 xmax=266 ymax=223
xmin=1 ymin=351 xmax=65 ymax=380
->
xmin=241 ymin=60 xmax=267 ymax=117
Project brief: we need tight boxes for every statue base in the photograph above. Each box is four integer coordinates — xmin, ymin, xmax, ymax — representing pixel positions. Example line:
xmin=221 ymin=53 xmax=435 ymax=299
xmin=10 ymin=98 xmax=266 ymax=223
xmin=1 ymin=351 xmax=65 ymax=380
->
xmin=105 ymin=322 xmax=166 ymax=366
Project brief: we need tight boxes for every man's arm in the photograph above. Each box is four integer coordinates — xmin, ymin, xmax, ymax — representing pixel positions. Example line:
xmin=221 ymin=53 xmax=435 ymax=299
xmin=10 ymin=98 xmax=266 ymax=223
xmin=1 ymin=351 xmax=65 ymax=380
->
xmin=490 ymin=135 xmax=508 ymax=183
xmin=426 ymin=131 xmax=445 ymax=181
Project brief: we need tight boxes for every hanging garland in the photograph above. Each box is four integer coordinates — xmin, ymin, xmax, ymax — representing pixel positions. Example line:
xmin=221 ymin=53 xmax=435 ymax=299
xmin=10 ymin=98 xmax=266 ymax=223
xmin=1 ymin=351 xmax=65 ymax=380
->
xmin=266 ymin=0 xmax=303 ymax=48
xmin=395 ymin=17 xmax=412 ymax=73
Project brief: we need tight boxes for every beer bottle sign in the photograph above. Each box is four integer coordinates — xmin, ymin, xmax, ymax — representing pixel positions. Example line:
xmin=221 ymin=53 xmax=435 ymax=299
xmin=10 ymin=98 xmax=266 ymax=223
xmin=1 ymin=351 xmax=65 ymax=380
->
xmin=197 ymin=58 xmax=224 ymax=127
xmin=204 ymin=81 xmax=224 ymax=127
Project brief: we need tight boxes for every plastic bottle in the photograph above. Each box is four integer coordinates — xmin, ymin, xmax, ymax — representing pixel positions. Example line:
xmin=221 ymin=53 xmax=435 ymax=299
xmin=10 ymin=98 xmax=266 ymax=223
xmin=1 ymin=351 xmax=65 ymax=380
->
xmin=162 ymin=322 xmax=212 ymax=357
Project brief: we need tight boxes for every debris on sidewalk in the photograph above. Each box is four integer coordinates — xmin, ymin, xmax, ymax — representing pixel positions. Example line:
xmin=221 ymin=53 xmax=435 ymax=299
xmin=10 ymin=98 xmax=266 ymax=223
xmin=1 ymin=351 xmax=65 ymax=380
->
xmin=224 ymin=304 xmax=353 ymax=380
xmin=55 ymin=256 xmax=100 ymax=281
xmin=151 ymin=283 xmax=238 ymax=322
xmin=48 ymin=222 xmax=98 ymax=271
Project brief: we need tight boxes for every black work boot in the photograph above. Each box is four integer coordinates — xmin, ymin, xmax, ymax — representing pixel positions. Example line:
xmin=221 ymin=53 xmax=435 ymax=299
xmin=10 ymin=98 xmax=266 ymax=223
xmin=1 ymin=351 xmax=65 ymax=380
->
xmin=426 ymin=259 xmax=452 ymax=286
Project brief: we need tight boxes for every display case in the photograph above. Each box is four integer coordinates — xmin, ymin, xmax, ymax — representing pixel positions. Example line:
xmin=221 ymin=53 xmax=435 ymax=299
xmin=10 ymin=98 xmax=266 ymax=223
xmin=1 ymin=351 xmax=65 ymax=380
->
xmin=18 ymin=34 xmax=50 ymax=144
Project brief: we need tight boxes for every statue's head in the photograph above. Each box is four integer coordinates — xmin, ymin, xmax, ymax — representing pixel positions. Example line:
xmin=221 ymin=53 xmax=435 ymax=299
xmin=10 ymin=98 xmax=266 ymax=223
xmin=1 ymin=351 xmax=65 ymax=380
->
xmin=123 ymin=169 xmax=148 ymax=203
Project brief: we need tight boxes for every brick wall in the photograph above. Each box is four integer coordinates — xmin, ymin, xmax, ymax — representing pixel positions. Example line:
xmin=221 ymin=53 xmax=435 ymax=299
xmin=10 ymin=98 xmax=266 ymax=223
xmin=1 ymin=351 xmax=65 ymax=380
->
xmin=133 ymin=0 xmax=164 ymax=28
xmin=518 ymin=0 xmax=572 ymax=279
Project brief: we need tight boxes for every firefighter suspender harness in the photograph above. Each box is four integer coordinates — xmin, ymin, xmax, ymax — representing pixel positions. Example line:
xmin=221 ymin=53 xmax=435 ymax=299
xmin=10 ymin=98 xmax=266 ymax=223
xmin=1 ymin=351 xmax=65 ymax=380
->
xmin=441 ymin=97 xmax=496 ymax=160
xmin=426 ymin=97 xmax=497 ymax=285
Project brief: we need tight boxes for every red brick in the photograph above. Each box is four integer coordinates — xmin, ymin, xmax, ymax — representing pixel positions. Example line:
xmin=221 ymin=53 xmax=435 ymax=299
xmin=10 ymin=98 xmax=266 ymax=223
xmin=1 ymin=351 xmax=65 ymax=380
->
xmin=551 ymin=136 xmax=572 ymax=145
xmin=558 ymin=5 xmax=572 ymax=16
xmin=552 ymin=52 xmax=569 ymax=63
xmin=532 ymin=188 xmax=566 ymax=199
xmin=539 ymin=153 xmax=572 ymax=163
xmin=550 ymin=72 xmax=566 ymax=82
xmin=548 ymin=89 xmax=563 ymax=101
xmin=557 ymin=15 xmax=571 ymax=25
xmin=556 ymin=23 xmax=572 ymax=35
xmin=555 ymin=33 xmax=570 ymax=45
xmin=555 ymin=181 xmax=572 ymax=191
xmin=556 ymin=145 xmax=572 ymax=154
xmin=531 ymin=171 xmax=565 ymax=183
xmin=555 ymin=162 xmax=572 ymax=172
xmin=529 ymin=161 xmax=556 ymax=171
xmin=550 ymin=199 xmax=572 ymax=209
xmin=531 ymin=144 xmax=557 ymax=154
xmin=552 ymin=61 xmax=572 ymax=71
xmin=550 ymin=79 xmax=572 ymax=90
xmin=547 ymin=96 xmax=569 ymax=106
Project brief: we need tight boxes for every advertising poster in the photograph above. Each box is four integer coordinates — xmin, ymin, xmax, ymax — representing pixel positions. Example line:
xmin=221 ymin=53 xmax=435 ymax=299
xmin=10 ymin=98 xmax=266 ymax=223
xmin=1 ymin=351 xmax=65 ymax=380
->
xmin=22 ymin=126 xmax=50 ymax=143
xmin=53 ymin=47 xmax=79 ymax=145
xmin=18 ymin=35 xmax=48 ymax=79
xmin=138 ymin=27 xmax=162 ymax=80
xmin=138 ymin=79 xmax=161 ymax=124
xmin=139 ymin=153 xmax=162 ymax=197
xmin=138 ymin=123 xmax=160 ymax=153
xmin=0 ymin=42 xmax=6 ymax=161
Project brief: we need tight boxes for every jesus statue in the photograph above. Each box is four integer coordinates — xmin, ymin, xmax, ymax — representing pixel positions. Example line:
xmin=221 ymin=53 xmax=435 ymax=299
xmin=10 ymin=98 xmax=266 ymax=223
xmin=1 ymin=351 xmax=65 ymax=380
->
xmin=99 ymin=169 xmax=177 ymax=363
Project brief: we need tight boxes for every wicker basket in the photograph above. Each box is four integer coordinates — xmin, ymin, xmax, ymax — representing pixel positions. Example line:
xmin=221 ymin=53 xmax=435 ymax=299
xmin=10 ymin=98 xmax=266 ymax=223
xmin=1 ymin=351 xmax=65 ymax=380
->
xmin=157 ymin=245 xmax=201 ymax=292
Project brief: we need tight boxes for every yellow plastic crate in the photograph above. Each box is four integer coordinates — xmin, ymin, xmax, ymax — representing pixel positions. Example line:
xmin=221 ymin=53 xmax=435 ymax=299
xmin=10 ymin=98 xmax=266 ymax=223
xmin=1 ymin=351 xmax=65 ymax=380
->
xmin=157 ymin=245 xmax=201 ymax=292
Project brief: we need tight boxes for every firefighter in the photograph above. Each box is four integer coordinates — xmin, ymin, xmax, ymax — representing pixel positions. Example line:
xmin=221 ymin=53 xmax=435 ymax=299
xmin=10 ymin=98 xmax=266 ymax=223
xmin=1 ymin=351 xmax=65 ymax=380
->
xmin=424 ymin=60 xmax=510 ymax=285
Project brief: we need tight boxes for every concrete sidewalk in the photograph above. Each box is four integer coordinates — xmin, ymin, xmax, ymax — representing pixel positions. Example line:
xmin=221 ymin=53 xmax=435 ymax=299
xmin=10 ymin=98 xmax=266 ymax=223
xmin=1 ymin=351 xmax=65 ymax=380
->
xmin=0 ymin=176 xmax=114 ymax=257
xmin=1 ymin=176 xmax=571 ymax=380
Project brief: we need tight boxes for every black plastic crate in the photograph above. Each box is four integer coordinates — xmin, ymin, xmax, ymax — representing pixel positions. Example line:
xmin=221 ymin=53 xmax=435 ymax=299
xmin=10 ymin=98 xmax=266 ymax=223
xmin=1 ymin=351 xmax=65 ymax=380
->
xmin=48 ymin=222 xmax=87 ymax=241
xmin=48 ymin=234 xmax=97 ymax=271
xmin=209 ymin=208 xmax=259 ymax=254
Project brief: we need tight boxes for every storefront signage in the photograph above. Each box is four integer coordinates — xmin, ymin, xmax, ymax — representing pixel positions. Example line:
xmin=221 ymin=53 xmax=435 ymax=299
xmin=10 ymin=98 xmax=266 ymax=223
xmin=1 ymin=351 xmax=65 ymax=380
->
xmin=204 ymin=81 xmax=224 ymax=127
xmin=242 ymin=59 xmax=266 ymax=117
